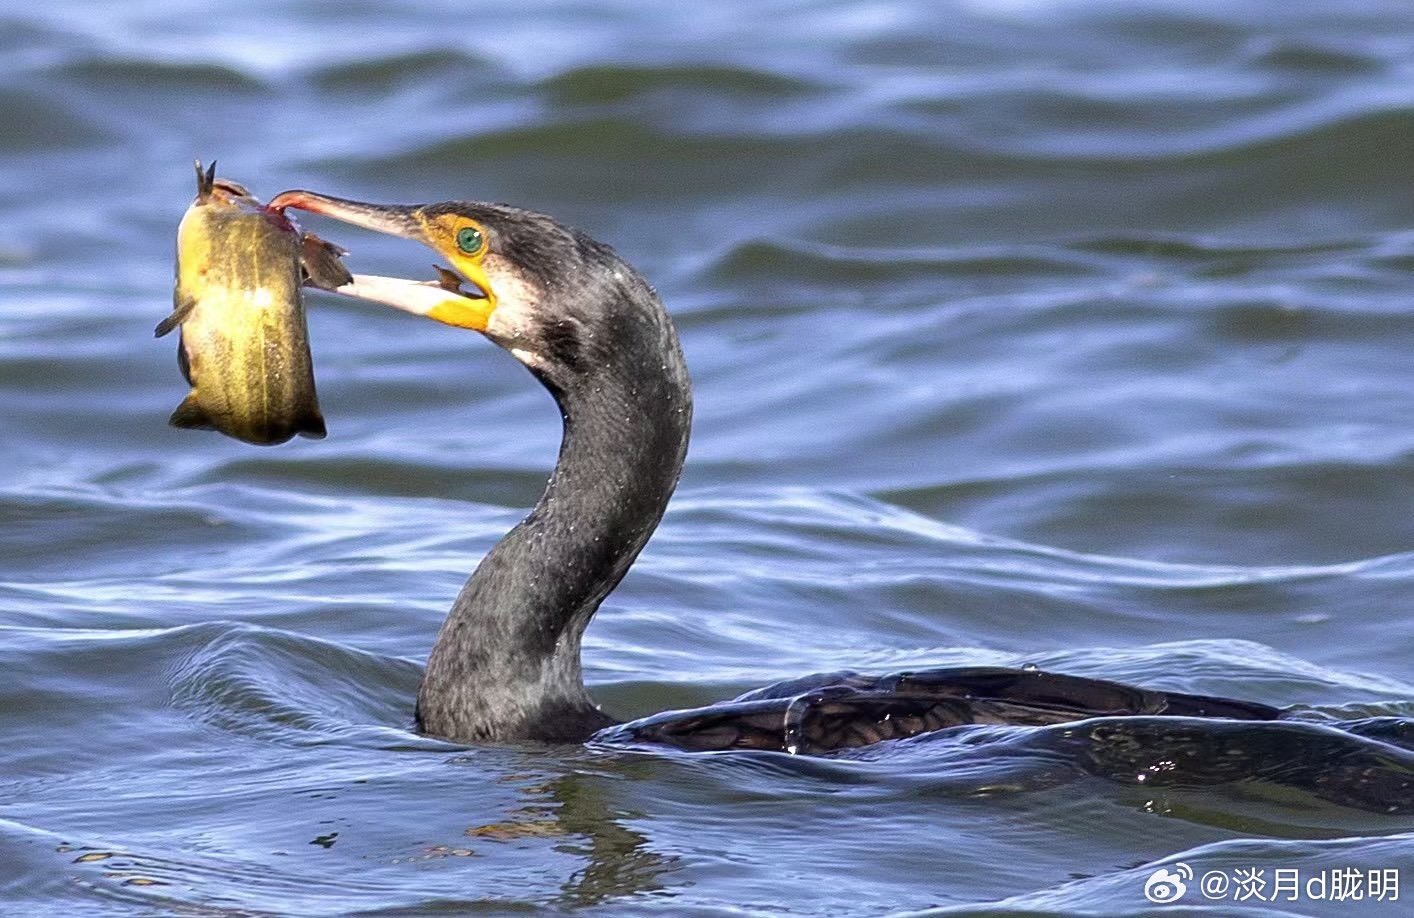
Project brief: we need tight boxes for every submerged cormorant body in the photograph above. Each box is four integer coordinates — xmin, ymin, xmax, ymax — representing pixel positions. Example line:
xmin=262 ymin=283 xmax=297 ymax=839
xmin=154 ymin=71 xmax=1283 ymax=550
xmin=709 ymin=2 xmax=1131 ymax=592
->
xmin=269 ymin=190 xmax=1288 ymax=752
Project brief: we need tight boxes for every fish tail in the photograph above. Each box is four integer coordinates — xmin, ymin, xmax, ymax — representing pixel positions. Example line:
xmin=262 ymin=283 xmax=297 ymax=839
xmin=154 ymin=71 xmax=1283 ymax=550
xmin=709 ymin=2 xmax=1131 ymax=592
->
xmin=194 ymin=159 xmax=216 ymax=201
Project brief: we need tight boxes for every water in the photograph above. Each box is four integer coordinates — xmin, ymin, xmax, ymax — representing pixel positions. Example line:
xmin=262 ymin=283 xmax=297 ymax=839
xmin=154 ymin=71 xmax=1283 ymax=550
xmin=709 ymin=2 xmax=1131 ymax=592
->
xmin=1 ymin=0 xmax=1412 ymax=913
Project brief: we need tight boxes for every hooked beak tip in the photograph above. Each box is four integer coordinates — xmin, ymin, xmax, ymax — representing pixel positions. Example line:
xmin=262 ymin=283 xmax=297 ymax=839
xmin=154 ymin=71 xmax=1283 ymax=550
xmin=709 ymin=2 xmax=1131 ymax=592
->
xmin=269 ymin=190 xmax=425 ymax=242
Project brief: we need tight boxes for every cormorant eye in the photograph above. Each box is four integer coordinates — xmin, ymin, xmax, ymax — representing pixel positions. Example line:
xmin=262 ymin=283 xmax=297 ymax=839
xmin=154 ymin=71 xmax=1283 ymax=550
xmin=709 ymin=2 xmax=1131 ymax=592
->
xmin=456 ymin=226 xmax=485 ymax=255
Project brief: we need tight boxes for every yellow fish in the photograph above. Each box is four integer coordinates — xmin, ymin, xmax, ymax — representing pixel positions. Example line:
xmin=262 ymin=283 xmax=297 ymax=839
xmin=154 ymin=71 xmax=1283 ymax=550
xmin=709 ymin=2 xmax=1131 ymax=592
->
xmin=156 ymin=161 xmax=348 ymax=445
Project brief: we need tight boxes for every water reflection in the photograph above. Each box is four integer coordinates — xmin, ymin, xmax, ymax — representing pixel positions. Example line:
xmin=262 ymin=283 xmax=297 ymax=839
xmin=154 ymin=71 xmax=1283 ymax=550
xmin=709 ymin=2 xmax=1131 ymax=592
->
xmin=445 ymin=757 xmax=680 ymax=908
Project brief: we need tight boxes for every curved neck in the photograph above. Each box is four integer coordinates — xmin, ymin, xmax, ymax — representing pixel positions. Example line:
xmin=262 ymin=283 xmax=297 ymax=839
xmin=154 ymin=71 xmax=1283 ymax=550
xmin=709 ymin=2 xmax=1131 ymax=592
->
xmin=417 ymin=321 xmax=691 ymax=743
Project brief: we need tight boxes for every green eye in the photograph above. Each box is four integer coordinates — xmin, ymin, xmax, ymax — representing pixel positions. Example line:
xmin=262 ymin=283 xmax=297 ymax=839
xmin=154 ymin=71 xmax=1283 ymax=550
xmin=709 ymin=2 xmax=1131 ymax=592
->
xmin=456 ymin=226 xmax=485 ymax=254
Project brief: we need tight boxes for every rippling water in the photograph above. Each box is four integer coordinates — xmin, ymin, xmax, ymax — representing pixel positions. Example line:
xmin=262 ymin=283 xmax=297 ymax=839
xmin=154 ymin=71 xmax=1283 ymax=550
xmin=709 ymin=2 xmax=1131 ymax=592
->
xmin=2 ymin=1 xmax=1412 ymax=914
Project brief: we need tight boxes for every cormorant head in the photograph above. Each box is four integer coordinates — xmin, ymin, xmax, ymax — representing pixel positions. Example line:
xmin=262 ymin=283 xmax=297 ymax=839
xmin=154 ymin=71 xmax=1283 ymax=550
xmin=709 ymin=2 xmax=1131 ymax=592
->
xmin=268 ymin=191 xmax=657 ymax=390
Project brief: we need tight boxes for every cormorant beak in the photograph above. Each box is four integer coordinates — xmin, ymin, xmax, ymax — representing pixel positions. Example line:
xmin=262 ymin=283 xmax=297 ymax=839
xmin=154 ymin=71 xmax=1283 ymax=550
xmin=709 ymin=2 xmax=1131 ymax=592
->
xmin=270 ymin=191 xmax=424 ymax=240
xmin=269 ymin=190 xmax=497 ymax=332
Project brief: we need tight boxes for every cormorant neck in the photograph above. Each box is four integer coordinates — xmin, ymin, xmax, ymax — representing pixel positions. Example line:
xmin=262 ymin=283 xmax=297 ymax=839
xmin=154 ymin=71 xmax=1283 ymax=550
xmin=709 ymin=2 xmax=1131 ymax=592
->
xmin=416 ymin=310 xmax=691 ymax=744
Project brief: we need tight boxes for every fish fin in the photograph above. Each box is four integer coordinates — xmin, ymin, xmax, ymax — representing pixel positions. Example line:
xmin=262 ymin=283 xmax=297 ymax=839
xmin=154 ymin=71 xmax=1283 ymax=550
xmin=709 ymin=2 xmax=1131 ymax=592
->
xmin=433 ymin=264 xmax=466 ymax=294
xmin=168 ymin=392 xmax=215 ymax=431
xmin=300 ymin=233 xmax=353 ymax=289
xmin=155 ymin=296 xmax=197 ymax=338
xmin=296 ymin=412 xmax=328 ymax=440
xmin=305 ymin=232 xmax=347 ymax=258
xmin=194 ymin=159 xmax=216 ymax=201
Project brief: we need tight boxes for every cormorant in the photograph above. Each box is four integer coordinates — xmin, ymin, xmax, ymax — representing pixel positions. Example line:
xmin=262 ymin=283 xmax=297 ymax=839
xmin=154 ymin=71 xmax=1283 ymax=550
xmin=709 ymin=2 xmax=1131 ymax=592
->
xmin=267 ymin=190 xmax=1282 ymax=753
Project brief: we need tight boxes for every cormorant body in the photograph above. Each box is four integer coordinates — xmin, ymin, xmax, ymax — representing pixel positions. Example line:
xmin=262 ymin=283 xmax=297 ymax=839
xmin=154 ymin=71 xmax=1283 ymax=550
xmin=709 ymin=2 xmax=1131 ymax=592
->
xmin=269 ymin=189 xmax=1286 ymax=752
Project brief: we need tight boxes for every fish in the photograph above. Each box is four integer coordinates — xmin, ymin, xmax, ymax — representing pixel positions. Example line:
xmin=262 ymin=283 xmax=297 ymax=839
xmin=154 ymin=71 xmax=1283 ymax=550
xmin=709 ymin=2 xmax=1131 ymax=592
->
xmin=156 ymin=161 xmax=350 ymax=445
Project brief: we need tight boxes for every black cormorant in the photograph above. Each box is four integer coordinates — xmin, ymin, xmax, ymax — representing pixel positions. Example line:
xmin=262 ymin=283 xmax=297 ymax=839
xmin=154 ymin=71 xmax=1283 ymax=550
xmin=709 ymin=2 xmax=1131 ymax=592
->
xmin=268 ymin=190 xmax=1282 ymax=753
